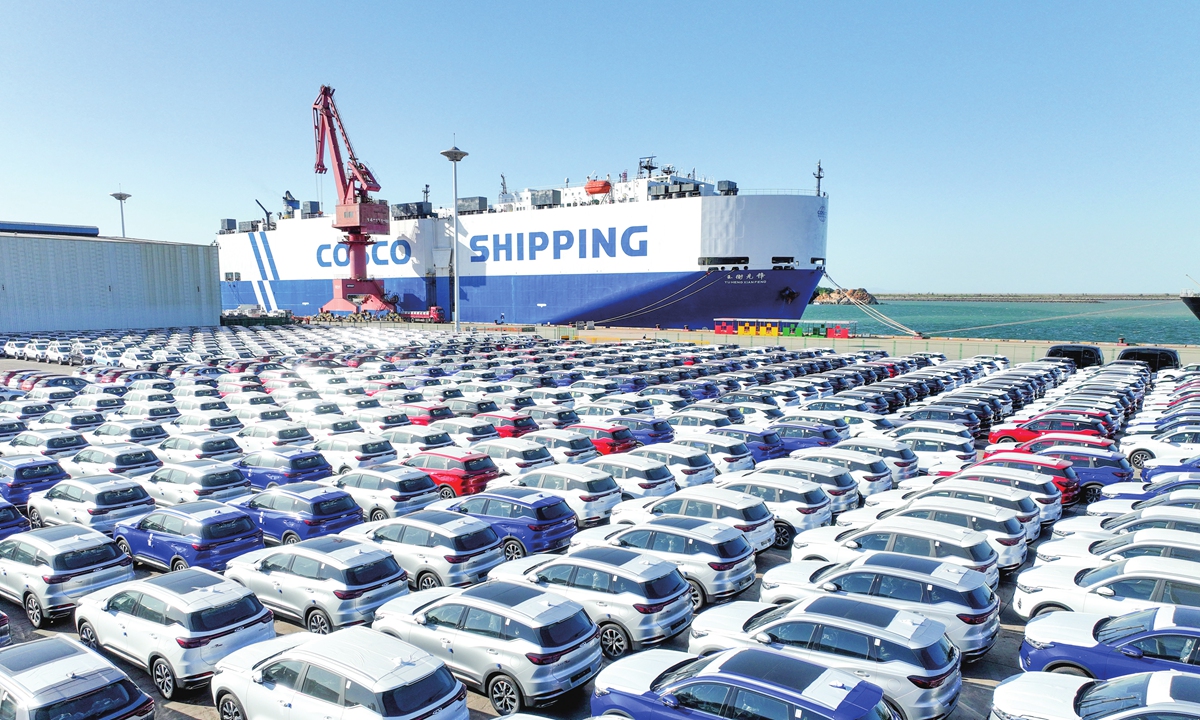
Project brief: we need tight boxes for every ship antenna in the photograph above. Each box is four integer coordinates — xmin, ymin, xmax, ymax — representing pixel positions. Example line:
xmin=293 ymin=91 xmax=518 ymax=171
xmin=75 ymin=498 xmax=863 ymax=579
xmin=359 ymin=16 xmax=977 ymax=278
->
xmin=500 ymin=173 xmax=508 ymax=196
xmin=814 ymin=161 xmax=824 ymax=196
xmin=423 ymin=184 xmax=429 ymax=202
xmin=1188 ymin=274 xmax=1200 ymax=290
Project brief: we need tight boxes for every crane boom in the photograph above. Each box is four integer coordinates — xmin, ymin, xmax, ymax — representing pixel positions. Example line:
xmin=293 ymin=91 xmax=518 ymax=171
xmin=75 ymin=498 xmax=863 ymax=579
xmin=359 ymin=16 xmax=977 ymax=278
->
xmin=312 ymin=85 xmax=381 ymax=205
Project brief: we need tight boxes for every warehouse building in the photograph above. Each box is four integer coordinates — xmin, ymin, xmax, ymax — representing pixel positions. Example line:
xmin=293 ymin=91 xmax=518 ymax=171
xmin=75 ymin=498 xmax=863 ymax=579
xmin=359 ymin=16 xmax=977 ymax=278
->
xmin=0 ymin=221 xmax=220 ymax=332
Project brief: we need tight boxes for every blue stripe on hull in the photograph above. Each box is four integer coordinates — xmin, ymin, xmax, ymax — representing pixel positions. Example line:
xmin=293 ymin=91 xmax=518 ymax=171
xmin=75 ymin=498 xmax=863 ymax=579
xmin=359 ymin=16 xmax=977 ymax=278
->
xmin=221 ymin=269 xmax=823 ymax=330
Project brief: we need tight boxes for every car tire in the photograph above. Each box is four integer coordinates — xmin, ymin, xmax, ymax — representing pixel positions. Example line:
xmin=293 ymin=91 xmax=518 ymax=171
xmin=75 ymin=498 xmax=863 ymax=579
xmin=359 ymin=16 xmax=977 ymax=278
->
xmin=487 ymin=673 xmax=524 ymax=715
xmin=24 ymin=594 xmax=45 ymax=628
xmin=997 ymin=436 xmax=1017 ymax=444
xmin=77 ymin=621 xmax=99 ymax=650
xmin=687 ymin=580 xmax=706 ymax=611
xmin=416 ymin=572 xmax=442 ymax=590
xmin=503 ymin=539 xmax=526 ymax=561
xmin=1081 ymin=485 xmax=1103 ymax=504
xmin=599 ymin=623 xmax=631 ymax=659
xmin=369 ymin=509 xmax=389 ymax=522
xmin=266 ymin=482 xmax=279 ymax=489
xmin=802 ymin=555 xmax=828 ymax=562
xmin=306 ymin=608 xmax=333 ymax=634
xmin=1050 ymin=664 xmax=1092 ymax=676
xmin=338 ymin=466 xmax=349 ymax=475
xmin=1129 ymin=450 xmax=1153 ymax=469
xmin=152 ymin=657 xmax=179 ymax=700
xmin=216 ymin=693 xmax=247 ymax=720
xmin=281 ymin=532 xmax=300 ymax=545
xmin=27 ymin=509 xmax=42 ymax=529
xmin=438 ymin=485 xmax=457 ymax=500
xmin=1034 ymin=604 xmax=1069 ymax=617
xmin=773 ymin=522 xmax=794 ymax=549
xmin=171 ymin=558 xmax=189 ymax=572
xmin=116 ymin=538 xmax=133 ymax=557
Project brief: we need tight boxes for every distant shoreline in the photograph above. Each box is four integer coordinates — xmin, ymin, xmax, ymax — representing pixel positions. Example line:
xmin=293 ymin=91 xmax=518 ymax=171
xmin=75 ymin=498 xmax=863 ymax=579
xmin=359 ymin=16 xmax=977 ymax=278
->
xmin=872 ymin=293 xmax=1177 ymax=303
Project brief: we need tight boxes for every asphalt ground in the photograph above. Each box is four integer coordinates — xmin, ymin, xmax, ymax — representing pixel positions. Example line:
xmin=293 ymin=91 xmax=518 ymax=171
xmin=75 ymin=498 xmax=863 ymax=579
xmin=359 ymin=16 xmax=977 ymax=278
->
xmin=0 ymin=357 xmax=1065 ymax=720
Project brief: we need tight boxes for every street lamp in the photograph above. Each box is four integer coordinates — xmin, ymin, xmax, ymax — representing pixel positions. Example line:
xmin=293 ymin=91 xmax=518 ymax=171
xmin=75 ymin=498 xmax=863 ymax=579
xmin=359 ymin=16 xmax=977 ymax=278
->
xmin=110 ymin=192 xmax=131 ymax=237
xmin=440 ymin=145 xmax=467 ymax=332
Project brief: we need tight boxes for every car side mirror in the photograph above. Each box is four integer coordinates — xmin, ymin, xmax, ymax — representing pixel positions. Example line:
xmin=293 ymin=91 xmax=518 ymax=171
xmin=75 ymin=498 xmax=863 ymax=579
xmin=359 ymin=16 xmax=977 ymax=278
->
xmin=843 ymin=540 xmax=859 ymax=549
xmin=251 ymin=670 xmax=264 ymax=684
xmin=754 ymin=632 xmax=772 ymax=644
xmin=820 ymin=582 xmax=839 ymax=592
xmin=1095 ymin=586 xmax=1115 ymax=597
xmin=1119 ymin=645 xmax=1144 ymax=659
xmin=660 ymin=694 xmax=680 ymax=709
xmin=413 ymin=612 xmax=427 ymax=625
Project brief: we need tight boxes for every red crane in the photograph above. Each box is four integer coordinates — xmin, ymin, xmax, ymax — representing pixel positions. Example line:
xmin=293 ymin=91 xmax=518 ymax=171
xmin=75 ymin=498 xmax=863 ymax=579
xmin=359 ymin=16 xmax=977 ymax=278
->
xmin=312 ymin=85 xmax=395 ymax=313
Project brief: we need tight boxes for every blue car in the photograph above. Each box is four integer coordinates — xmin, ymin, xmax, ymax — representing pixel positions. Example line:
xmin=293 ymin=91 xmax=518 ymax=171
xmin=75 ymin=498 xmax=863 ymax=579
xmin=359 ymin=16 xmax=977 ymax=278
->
xmin=436 ymin=486 xmax=576 ymax=559
xmin=707 ymin=427 xmax=788 ymax=462
xmin=1142 ymin=453 xmax=1200 ymax=482
xmin=113 ymin=500 xmax=264 ymax=571
xmin=230 ymin=482 xmax=364 ymax=545
xmin=1021 ymin=607 xmax=1200 ymax=678
xmin=590 ymin=647 xmax=889 ymax=720
xmin=610 ymin=414 xmax=675 ymax=446
xmin=1037 ymin=447 xmax=1135 ymax=504
xmin=0 ymin=499 xmax=29 ymax=541
xmin=1102 ymin=473 xmax=1200 ymax=501
xmin=677 ymin=379 xmax=721 ymax=400
xmin=767 ymin=422 xmax=840 ymax=453
xmin=609 ymin=374 xmax=648 ymax=393
xmin=0 ymin=455 xmax=68 ymax=507
xmin=233 ymin=447 xmax=333 ymax=489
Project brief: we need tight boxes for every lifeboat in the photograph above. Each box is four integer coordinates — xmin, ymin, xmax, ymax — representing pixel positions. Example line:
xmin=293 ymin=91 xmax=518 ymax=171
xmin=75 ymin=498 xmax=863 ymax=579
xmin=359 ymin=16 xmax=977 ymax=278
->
xmin=584 ymin=179 xmax=612 ymax=195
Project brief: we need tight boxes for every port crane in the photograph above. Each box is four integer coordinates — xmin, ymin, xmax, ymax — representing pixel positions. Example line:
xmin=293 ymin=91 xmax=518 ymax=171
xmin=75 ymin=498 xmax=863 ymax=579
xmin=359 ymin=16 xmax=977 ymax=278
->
xmin=312 ymin=84 xmax=395 ymax=313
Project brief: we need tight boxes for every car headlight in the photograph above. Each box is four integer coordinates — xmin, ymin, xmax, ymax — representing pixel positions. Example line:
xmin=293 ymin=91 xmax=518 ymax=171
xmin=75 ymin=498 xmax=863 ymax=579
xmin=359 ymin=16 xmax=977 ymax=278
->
xmin=793 ymin=541 xmax=808 ymax=549
xmin=991 ymin=706 xmax=1020 ymax=720
xmin=691 ymin=627 xmax=708 ymax=638
xmin=1052 ymin=529 xmax=1073 ymax=537
xmin=761 ymin=580 xmax=780 ymax=590
xmin=1023 ymin=637 xmax=1053 ymax=650
xmin=1016 ymin=583 xmax=1042 ymax=594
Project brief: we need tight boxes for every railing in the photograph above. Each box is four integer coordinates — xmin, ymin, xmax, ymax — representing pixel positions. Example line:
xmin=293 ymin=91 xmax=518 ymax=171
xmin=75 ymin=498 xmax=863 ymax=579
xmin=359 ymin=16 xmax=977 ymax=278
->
xmin=737 ymin=188 xmax=821 ymax=196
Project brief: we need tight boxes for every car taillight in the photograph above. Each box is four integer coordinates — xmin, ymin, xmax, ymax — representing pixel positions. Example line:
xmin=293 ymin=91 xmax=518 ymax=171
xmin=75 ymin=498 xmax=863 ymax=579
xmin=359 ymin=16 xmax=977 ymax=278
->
xmin=333 ymin=588 xmax=366 ymax=600
xmin=956 ymin=454 xmax=975 ymax=460
xmin=895 ymin=460 xmax=915 ymax=467
xmin=176 ymin=635 xmax=215 ymax=648
xmin=634 ymin=600 xmax=669 ymax=614
xmin=42 ymin=574 xmax=71 ymax=584
xmin=86 ymin=507 xmax=110 ymax=515
xmin=580 ymin=493 xmax=606 ymax=502
xmin=444 ymin=553 xmax=474 ymax=564
xmin=909 ymin=667 xmax=956 ymax=689
xmin=827 ymin=488 xmax=848 ymax=496
xmin=526 ymin=649 xmax=565 ymax=665
xmin=997 ymin=536 xmax=1022 ymax=546
xmin=682 ymin=468 xmax=702 ymax=475
xmin=1017 ymin=514 xmax=1037 ymax=523
xmin=957 ymin=610 xmax=993 ymax=625
xmin=191 ymin=541 xmax=214 ymax=551
xmin=0 ymin=615 xmax=8 ymax=628
xmin=1035 ymin=496 xmax=1056 ymax=505
xmin=528 ymin=522 xmax=555 ymax=531
xmin=734 ymin=522 xmax=760 ymax=532
xmin=283 ymin=471 xmax=300 ymax=478
xmin=708 ymin=560 xmax=741 ymax=571
xmin=797 ymin=505 xmax=820 ymax=514
xmin=515 ymin=461 xmax=534 ymax=468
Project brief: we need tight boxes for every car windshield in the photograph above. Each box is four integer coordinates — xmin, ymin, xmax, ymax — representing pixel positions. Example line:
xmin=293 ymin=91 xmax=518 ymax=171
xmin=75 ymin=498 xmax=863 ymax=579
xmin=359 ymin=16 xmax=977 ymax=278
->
xmin=1094 ymin=609 xmax=1157 ymax=643
xmin=536 ymin=500 xmax=573 ymax=521
xmin=454 ymin=527 xmax=498 ymax=551
xmin=345 ymin=556 xmax=402 ymax=586
xmin=1090 ymin=536 xmax=1134 ymax=555
xmin=54 ymin=542 xmax=122 ymax=570
xmin=650 ymin=654 xmax=719 ymax=692
xmin=743 ymin=603 xmax=791 ymax=633
xmin=34 ymin=678 xmax=141 ymax=720
xmin=202 ymin=516 xmax=255 ymax=539
xmin=536 ymin=609 xmax=594 ymax=647
xmin=189 ymin=594 xmax=264 ymax=631
xmin=1100 ymin=512 xmax=1138 ymax=530
xmin=96 ymin=486 xmax=149 ymax=506
xmin=314 ymin=495 xmax=357 ymax=515
xmin=1079 ymin=561 xmax=1128 ymax=587
xmin=380 ymin=666 xmax=458 ymax=718
xmin=1074 ymin=673 xmax=1150 ymax=720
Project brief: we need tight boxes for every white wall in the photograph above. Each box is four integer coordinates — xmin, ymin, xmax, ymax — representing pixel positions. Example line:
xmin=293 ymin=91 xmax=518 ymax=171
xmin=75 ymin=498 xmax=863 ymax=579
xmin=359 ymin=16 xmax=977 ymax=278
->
xmin=0 ymin=234 xmax=220 ymax=332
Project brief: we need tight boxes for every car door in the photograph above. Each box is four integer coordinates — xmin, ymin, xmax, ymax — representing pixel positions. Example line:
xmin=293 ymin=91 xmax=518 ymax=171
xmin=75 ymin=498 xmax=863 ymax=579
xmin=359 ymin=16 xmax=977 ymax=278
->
xmin=48 ymin=483 xmax=85 ymax=525
xmin=0 ymin=541 xmax=25 ymax=601
xmin=246 ymin=494 xmax=283 ymax=543
xmin=1110 ymin=632 xmax=1200 ymax=677
xmin=455 ymin=606 xmax=506 ymax=686
xmin=122 ymin=513 xmax=163 ymax=562
xmin=761 ymin=619 xmax=819 ymax=662
xmin=279 ymin=554 xmax=324 ymax=616
xmin=1083 ymin=576 xmax=1161 ymax=614
xmin=122 ymin=592 xmax=170 ymax=663
xmin=415 ymin=603 xmax=466 ymax=675
xmin=250 ymin=553 xmax=295 ymax=614
xmin=88 ymin=589 xmax=141 ymax=655
xmin=243 ymin=659 xmax=303 ymax=720
xmin=664 ymin=681 xmax=731 ymax=720
xmin=290 ymin=663 xmax=346 ymax=720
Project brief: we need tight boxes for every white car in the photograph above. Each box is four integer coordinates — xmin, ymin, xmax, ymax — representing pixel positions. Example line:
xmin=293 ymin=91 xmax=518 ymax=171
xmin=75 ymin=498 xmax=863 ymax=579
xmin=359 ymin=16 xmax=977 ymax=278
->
xmin=236 ymin=420 xmax=315 ymax=451
xmin=488 ymin=464 xmax=622 ymax=527
xmin=1012 ymin=556 xmax=1200 ymax=619
xmin=789 ymin=448 xmax=893 ymax=496
xmin=609 ymin=485 xmax=776 ymax=552
xmin=428 ymin=417 xmax=501 ymax=447
xmin=834 ymin=436 xmax=921 ymax=482
xmin=474 ymin=437 xmax=556 ymax=476
xmin=1034 ymin=528 xmax=1200 ymax=567
xmin=894 ymin=432 xmax=977 ymax=473
xmin=626 ymin=444 xmax=716 ymax=488
xmin=378 ymin=426 xmax=456 ymax=458
xmin=155 ymin=431 xmax=244 ymax=462
xmin=1050 ymin=507 xmax=1200 ymax=541
xmin=831 ymin=410 xmax=899 ymax=438
xmin=1122 ymin=429 xmax=1200 ymax=469
xmin=990 ymin=670 xmax=1198 ymax=720
xmin=312 ymin=432 xmax=398 ymax=474
xmin=713 ymin=473 xmax=832 ymax=546
xmin=523 ymin=429 xmax=600 ymax=464
xmin=887 ymin=421 xmax=975 ymax=442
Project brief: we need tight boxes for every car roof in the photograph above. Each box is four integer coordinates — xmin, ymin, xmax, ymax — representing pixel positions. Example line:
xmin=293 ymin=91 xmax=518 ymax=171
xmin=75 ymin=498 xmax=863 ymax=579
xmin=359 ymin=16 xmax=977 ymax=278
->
xmin=289 ymin=626 xmax=445 ymax=691
xmin=459 ymin=580 xmax=579 ymax=625
xmin=797 ymin=596 xmax=933 ymax=642
xmin=706 ymin=648 xmax=865 ymax=710
xmin=0 ymin=636 xmax=127 ymax=701
xmin=645 ymin=516 xmax=739 ymax=539
xmin=22 ymin=524 xmax=110 ymax=552
xmin=400 ymin=509 xmax=491 ymax=534
xmin=567 ymin=547 xmax=675 ymax=580
xmin=590 ymin=454 xmax=660 ymax=469
xmin=675 ymin=485 xmax=759 ymax=507
xmin=858 ymin=553 xmax=979 ymax=588
xmin=480 ymin=486 xmax=558 ymax=505
xmin=164 ymin=500 xmax=243 ymax=520
xmin=871 ymin=516 xmax=989 ymax=544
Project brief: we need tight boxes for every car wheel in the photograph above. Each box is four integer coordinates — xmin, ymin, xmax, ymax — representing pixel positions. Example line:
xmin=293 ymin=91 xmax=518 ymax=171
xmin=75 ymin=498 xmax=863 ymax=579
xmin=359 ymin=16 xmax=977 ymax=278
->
xmin=116 ymin=538 xmax=133 ymax=557
xmin=1034 ymin=604 xmax=1069 ymax=617
xmin=217 ymin=693 xmax=247 ymax=720
xmin=997 ymin=436 xmax=1017 ymax=444
xmin=1129 ymin=450 xmax=1153 ymax=469
xmin=1050 ymin=664 xmax=1092 ymax=677
xmin=27 ymin=509 xmax=42 ymax=529
xmin=503 ymin=539 xmax=525 ymax=560
xmin=170 ymin=558 xmax=189 ymax=572
xmin=773 ymin=522 xmax=794 ymax=549
xmin=487 ymin=674 xmax=523 ymax=715
xmin=687 ymin=580 xmax=706 ymax=611
xmin=438 ymin=485 xmax=457 ymax=499
xmin=152 ymin=658 xmax=178 ymax=700
xmin=369 ymin=509 xmax=389 ymax=522
xmin=266 ymin=482 xmax=279 ymax=489
xmin=802 ymin=555 xmax=828 ymax=562
xmin=24 ymin=594 xmax=45 ymax=628
xmin=281 ymin=532 xmax=300 ymax=545
xmin=77 ymin=621 xmax=99 ymax=650
xmin=338 ymin=466 xmax=349 ymax=475
xmin=306 ymin=608 xmax=333 ymax=634
xmin=599 ymin=623 xmax=631 ymax=659
xmin=885 ymin=700 xmax=906 ymax=720
xmin=1082 ymin=485 xmax=1103 ymax=504
xmin=417 ymin=572 xmax=442 ymax=590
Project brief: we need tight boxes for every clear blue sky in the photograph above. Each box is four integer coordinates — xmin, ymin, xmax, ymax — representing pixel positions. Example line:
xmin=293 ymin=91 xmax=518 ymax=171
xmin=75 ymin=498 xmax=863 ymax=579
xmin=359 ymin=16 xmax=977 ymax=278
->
xmin=3 ymin=2 xmax=1197 ymax=293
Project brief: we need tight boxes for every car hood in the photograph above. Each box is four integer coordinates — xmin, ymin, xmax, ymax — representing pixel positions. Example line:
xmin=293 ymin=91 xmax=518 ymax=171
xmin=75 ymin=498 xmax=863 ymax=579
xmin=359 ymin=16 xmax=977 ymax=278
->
xmin=1016 ymin=562 xmax=1097 ymax=592
xmin=569 ymin=525 xmax=620 ymax=549
xmin=1023 ymin=612 xmax=1103 ymax=649
xmin=991 ymin=672 xmax=1088 ymax=720
xmin=833 ymin=507 xmax=888 ymax=529
xmin=1052 ymin=515 xmax=1111 ymax=536
xmin=691 ymin=601 xmax=775 ymax=636
xmin=612 ymin=497 xmax=658 ymax=515
xmin=215 ymin=633 xmax=309 ymax=675
xmin=485 ymin=554 xmax=553 ymax=581
xmin=593 ymin=648 xmax=695 ymax=697
xmin=1035 ymin=537 xmax=1107 ymax=562
xmin=761 ymin=560 xmax=832 ymax=589
xmin=1085 ymin=499 xmax=1135 ymax=516
xmin=794 ymin=525 xmax=851 ymax=546
xmin=862 ymin=488 xmax=914 ymax=509
xmin=1101 ymin=481 xmax=1152 ymax=498
xmin=373 ymin=587 xmax=458 ymax=622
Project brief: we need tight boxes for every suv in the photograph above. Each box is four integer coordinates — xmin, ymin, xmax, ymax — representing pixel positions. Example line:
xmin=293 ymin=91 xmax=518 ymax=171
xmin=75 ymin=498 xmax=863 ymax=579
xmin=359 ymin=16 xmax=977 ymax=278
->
xmin=585 ymin=455 xmax=676 ymax=499
xmin=59 ymin=442 xmax=162 ymax=477
xmin=0 ymin=636 xmax=154 ymax=720
xmin=114 ymin=500 xmax=264 ymax=572
xmin=402 ymin=447 xmax=501 ymax=499
xmin=379 ymin=426 xmax=455 ymax=458
xmin=0 ymin=455 xmax=68 ymax=507
xmin=489 ymin=465 xmax=622 ymax=528
xmin=27 ymin=474 xmax=155 ymax=534
xmin=342 ymin=509 xmax=505 ymax=589
xmin=88 ymin=419 xmax=169 ymax=446
xmin=627 ymin=444 xmax=716 ymax=489
xmin=232 ymin=448 xmax=333 ymax=490
xmin=317 ymin=464 xmax=440 ymax=521
xmin=229 ymin=483 xmax=363 ymax=545
xmin=2 ymin=429 xmax=88 ymax=459
xmin=523 ymin=429 xmax=600 ymax=464
xmin=224 ymin=535 xmax=409 ymax=633
xmin=236 ymin=420 xmax=315 ymax=451
xmin=715 ymin=474 xmax=833 ymax=547
xmin=75 ymin=568 xmax=275 ymax=698
xmin=611 ymin=485 xmax=776 ymax=553
xmin=155 ymin=431 xmax=244 ymax=462
xmin=432 ymin=487 xmax=577 ymax=559
xmin=372 ymin=580 xmax=601 ymax=714
xmin=492 ymin=547 xmax=693 ymax=659
xmin=138 ymin=459 xmax=252 ymax=506
xmin=1046 ymin=344 xmax=1105 ymax=368
xmin=312 ymin=432 xmax=398 ymax=474
xmin=569 ymin=516 xmax=755 ymax=611
xmin=474 ymin=438 xmax=556 ymax=476
xmin=671 ymin=434 xmax=756 ymax=474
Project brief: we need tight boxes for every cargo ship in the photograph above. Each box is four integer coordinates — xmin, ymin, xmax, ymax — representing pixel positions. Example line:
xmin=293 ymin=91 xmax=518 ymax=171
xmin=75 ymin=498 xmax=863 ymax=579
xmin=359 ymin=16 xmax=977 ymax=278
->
xmin=216 ymin=160 xmax=829 ymax=329
xmin=1183 ymin=290 xmax=1200 ymax=323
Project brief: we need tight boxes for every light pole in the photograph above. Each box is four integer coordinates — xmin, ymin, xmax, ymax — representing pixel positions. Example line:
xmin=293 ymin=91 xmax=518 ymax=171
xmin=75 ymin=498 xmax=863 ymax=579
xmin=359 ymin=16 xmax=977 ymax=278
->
xmin=440 ymin=145 xmax=467 ymax=332
xmin=110 ymin=192 xmax=131 ymax=237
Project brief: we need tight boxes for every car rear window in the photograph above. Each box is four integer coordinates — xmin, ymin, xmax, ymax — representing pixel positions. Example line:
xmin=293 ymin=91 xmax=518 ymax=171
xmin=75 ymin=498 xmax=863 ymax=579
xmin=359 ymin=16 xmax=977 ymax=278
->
xmin=361 ymin=442 xmax=392 ymax=456
xmin=277 ymin=427 xmax=310 ymax=440
xmin=645 ymin=465 xmax=673 ymax=481
xmin=314 ymin=495 xmax=358 ymax=515
xmin=54 ymin=542 xmax=122 ymax=570
xmin=522 ymin=447 xmax=551 ymax=462
xmin=289 ymin=455 xmax=326 ymax=470
xmin=115 ymin=451 xmax=156 ymax=466
xmin=684 ymin=455 xmax=712 ymax=468
xmin=200 ymin=470 xmax=244 ymax=488
xmin=15 ymin=464 xmax=60 ymax=480
xmin=650 ymin=420 xmax=672 ymax=432
xmin=210 ymin=416 xmax=240 ymax=428
xmin=535 ymin=608 xmax=594 ymax=647
xmin=720 ymin=502 xmax=771 ymax=522
xmin=131 ymin=426 xmax=165 ymax=439
xmin=726 ymin=442 xmax=751 ymax=456
xmin=462 ymin=457 xmax=497 ymax=473
xmin=380 ymin=666 xmax=458 ymax=717
xmin=96 ymin=486 xmax=149 ymax=506
xmin=930 ymin=582 xmax=993 ymax=610
xmin=33 ymin=678 xmax=141 ymax=720
xmin=188 ymin=594 xmax=264 ymax=631
xmin=202 ymin=515 xmax=256 ymax=539
xmin=201 ymin=438 xmax=240 ymax=454
xmin=535 ymin=500 xmax=573 ymax=521
xmin=394 ymin=476 xmax=436 ymax=494
xmin=568 ymin=438 xmax=594 ymax=451
xmin=0 ymin=507 xmax=20 ymax=524
xmin=453 ymin=527 xmax=499 ymax=551
xmin=345 ymin=556 xmax=402 ymax=586
xmin=331 ymin=420 xmax=359 ymax=433
xmin=712 ymin=536 xmax=752 ymax=558
xmin=638 ymin=570 xmax=688 ymax=600
xmin=582 ymin=476 xmax=619 ymax=493
xmin=48 ymin=436 xmax=85 ymax=449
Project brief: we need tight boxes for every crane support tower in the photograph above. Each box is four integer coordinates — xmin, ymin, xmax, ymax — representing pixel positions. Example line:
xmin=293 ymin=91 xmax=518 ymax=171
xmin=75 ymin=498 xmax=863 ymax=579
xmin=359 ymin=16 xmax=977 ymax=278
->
xmin=312 ymin=85 xmax=395 ymax=313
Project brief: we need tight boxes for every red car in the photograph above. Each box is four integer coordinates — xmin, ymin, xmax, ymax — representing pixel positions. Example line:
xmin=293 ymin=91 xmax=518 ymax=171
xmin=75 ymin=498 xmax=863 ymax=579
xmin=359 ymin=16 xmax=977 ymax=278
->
xmin=983 ymin=432 xmax=1116 ymax=459
xmin=394 ymin=402 xmax=455 ymax=426
xmin=567 ymin=422 xmax=641 ymax=455
xmin=971 ymin=452 xmax=1081 ymax=504
xmin=475 ymin=411 xmax=538 ymax=438
xmin=402 ymin=448 xmax=500 ymax=497
xmin=987 ymin=416 xmax=1103 ymax=445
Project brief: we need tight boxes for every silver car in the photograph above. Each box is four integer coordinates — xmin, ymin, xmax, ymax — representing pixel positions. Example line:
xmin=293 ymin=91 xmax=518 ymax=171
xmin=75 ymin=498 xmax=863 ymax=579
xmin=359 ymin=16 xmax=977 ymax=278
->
xmin=137 ymin=460 xmax=253 ymax=506
xmin=0 ymin=636 xmax=154 ymax=720
xmin=75 ymin=567 xmax=276 ymax=699
xmin=0 ymin=525 xmax=134 ymax=627
xmin=58 ymin=442 xmax=162 ymax=477
xmin=155 ymin=431 xmax=244 ymax=462
xmin=26 ymin=474 xmax=155 ymax=534
xmin=489 ymin=547 xmax=694 ymax=659
xmin=341 ymin=509 xmax=505 ymax=590
xmin=688 ymin=594 xmax=962 ymax=720
xmin=372 ymin=580 xmax=602 ymax=714
xmin=318 ymin=464 xmax=441 ymax=520
xmin=488 ymin=465 xmax=622 ymax=528
xmin=584 ymin=455 xmax=676 ymax=500
xmin=210 ymin=627 xmax=468 ymax=720
xmin=569 ymin=516 xmax=756 ymax=611
xmin=223 ymin=534 xmax=409 ymax=633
